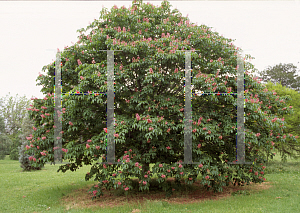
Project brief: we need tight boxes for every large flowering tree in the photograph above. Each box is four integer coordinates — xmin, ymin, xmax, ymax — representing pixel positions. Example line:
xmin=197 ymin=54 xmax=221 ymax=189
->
xmin=26 ymin=0 xmax=298 ymax=199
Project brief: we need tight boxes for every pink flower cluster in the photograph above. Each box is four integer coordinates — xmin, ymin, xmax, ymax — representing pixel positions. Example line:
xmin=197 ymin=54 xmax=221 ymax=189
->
xmin=271 ymin=117 xmax=278 ymax=123
xmin=136 ymin=113 xmax=141 ymax=121
xmin=198 ymin=117 xmax=203 ymax=125
xmin=28 ymin=156 xmax=36 ymax=162
xmin=102 ymin=180 xmax=109 ymax=184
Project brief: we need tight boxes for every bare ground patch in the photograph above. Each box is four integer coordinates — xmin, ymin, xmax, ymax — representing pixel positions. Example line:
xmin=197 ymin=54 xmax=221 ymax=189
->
xmin=60 ymin=178 xmax=273 ymax=211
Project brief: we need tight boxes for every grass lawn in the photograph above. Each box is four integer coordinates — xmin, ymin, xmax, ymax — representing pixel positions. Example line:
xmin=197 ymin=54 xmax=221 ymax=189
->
xmin=0 ymin=153 xmax=300 ymax=213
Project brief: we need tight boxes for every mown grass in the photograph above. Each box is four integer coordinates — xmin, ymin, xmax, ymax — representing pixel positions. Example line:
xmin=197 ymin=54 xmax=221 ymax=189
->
xmin=0 ymin=153 xmax=300 ymax=213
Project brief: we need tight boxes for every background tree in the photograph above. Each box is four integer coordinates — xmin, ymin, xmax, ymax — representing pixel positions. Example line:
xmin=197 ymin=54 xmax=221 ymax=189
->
xmin=0 ymin=93 xmax=33 ymax=160
xmin=260 ymin=81 xmax=300 ymax=162
xmin=257 ymin=63 xmax=300 ymax=92
xmin=0 ymin=93 xmax=32 ymax=135
xmin=8 ymin=131 xmax=23 ymax=160
xmin=0 ymin=115 xmax=11 ymax=160
xmin=26 ymin=0 xmax=298 ymax=199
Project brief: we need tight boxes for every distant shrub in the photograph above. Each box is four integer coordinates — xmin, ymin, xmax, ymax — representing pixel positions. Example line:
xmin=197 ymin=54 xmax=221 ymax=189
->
xmin=19 ymin=140 xmax=43 ymax=171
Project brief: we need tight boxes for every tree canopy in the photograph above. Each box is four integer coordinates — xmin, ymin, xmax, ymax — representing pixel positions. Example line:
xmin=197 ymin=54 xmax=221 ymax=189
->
xmin=257 ymin=63 xmax=300 ymax=92
xmin=27 ymin=0 xmax=299 ymax=198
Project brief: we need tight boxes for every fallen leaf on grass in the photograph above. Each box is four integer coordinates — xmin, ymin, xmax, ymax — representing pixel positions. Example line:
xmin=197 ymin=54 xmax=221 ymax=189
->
xmin=275 ymin=197 xmax=282 ymax=199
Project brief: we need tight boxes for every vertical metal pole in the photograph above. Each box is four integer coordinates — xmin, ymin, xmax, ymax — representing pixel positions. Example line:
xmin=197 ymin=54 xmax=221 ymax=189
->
xmin=107 ymin=50 xmax=115 ymax=164
xmin=54 ymin=51 xmax=63 ymax=164
xmin=184 ymin=51 xmax=192 ymax=164
xmin=236 ymin=53 xmax=246 ymax=164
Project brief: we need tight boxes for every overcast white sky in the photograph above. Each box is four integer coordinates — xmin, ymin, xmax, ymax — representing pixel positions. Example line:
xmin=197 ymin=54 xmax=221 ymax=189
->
xmin=0 ymin=1 xmax=300 ymax=101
